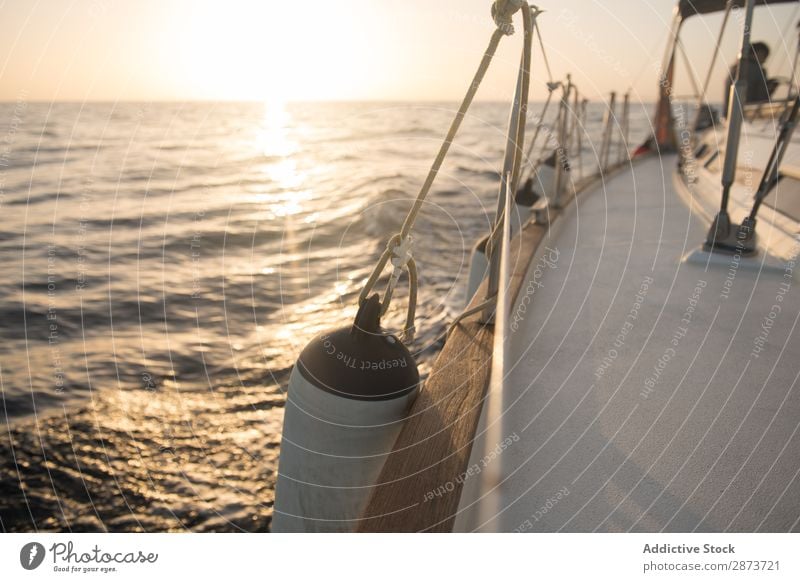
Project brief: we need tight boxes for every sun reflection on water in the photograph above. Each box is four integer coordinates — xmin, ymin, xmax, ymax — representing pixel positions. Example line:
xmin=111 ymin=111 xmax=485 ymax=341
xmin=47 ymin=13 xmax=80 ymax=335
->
xmin=259 ymin=99 xmax=296 ymax=158
xmin=257 ymin=100 xmax=309 ymax=219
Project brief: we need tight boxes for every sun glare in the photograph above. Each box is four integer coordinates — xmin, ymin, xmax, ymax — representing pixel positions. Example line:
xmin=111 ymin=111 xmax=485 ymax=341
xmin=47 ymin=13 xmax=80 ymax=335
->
xmin=259 ymin=99 xmax=295 ymax=158
xmin=169 ymin=1 xmax=368 ymax=102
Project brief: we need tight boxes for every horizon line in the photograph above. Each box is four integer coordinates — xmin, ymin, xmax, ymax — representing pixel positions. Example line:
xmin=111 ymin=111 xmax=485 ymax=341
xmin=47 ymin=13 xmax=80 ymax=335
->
xmin=0 ymin=97 xmax=660 ymax=105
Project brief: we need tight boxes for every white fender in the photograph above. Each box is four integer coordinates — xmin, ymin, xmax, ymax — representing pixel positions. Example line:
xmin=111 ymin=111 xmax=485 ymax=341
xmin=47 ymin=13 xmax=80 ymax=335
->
xmin=272 ymin=295 xmax=419 ymax=532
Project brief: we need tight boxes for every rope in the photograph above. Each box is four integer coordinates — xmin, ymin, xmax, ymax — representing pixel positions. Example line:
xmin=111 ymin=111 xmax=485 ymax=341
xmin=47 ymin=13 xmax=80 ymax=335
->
xmin=396 ymin=29 xmax=506 ymax=243
xmin=379 ymin=234 xmax=414 ymax=316
xmin=676 ymin=38 xmax=701 ymax=101
xmin=484 ymin=200 xmax=508 ymax=273
xmin=534 ymin=18 xmax=554 ymax=84
xmin=699 ymin=2 xmax=731 ymax=105
xmin=359 ymin=234 xmax=417 ymax=341
xmin=529 ymin=80 xmax=570 ymax=183
xmin=357 ymin=2 xmax=522 ymax=334
xmin=402 ymin=257 xmax=418 ymax=342
xmin=447 ymin=297 xmax=497 ymax=337
xmin=519 ymin=13 xmax=558 ymax=184
xmin=492 ymin=0 xmax=526 ymax=34
xmin=520 ymin=82 xmax=558 ymax=183
xmin=628 ymin=31 xmax=671 ymax=93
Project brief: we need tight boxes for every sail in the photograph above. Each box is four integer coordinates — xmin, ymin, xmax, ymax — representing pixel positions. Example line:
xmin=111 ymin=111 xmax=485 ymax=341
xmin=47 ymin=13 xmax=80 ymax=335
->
xmin=679 ymin=0 xmax=797 ymax=20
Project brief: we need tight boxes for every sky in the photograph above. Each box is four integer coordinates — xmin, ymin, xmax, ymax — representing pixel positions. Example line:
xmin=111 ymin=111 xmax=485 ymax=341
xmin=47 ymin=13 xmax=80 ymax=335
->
xmin=0 ymin=0 xmax=798 ymax=104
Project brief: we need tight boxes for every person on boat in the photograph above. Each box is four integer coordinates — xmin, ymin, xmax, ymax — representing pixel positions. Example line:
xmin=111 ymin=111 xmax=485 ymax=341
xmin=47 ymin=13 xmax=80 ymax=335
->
xmin=723 ymin=41 xmax=779 ymax=116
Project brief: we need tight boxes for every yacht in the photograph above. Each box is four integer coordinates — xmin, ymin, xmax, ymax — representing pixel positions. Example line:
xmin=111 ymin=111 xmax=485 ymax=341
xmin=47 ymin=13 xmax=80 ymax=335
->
xmin=272 ymin=0 xmax=800 ymax=533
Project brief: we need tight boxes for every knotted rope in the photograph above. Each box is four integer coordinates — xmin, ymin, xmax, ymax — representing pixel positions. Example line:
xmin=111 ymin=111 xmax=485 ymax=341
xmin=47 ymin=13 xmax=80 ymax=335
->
xmin=357 ymin=1 xmax=527 ymax=338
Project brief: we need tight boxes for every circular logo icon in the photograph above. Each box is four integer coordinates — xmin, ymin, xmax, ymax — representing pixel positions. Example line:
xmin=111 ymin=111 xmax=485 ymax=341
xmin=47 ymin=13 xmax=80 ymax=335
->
xmin=20 ymin=542 xmax=46 ymax=570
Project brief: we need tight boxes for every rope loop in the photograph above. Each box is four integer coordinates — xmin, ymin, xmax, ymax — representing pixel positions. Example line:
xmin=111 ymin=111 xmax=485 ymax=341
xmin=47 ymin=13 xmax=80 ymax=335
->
xmin=389 ymin=235 xmax=413 ymax=270
xmin=382 ymin=235 xmax=414 ymax=316
xmin=356 ymin=234 xmax=418 ymax=342
xmin=492 ymin=0 xmax=524 ymax=35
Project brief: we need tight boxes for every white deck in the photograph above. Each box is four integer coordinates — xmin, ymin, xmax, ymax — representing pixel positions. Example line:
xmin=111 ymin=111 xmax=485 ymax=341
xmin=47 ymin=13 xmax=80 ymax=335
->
xmin=458 ymin=154 xmax=800 ymax=532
